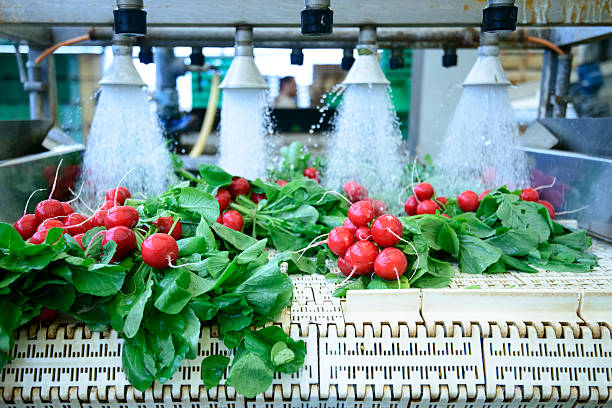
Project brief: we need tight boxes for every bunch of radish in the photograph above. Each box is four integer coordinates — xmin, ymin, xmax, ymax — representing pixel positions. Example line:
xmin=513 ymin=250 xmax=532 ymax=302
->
xmin=215 ymin=177 xmax=256 ymax=231
xmin=403 ymin=182 xmax=451 ymax=216
xmin=311 ymin=199 xmax=408 ymax=284
xmin=343 ymin=181 xmax=387 ymax=217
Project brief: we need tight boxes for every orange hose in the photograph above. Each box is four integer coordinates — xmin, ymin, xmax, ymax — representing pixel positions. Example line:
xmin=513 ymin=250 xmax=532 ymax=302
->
xmin=35 ymin=34 xmax=91 ymax=64
xmin=526 ymin=36 xmax=565 ymax=56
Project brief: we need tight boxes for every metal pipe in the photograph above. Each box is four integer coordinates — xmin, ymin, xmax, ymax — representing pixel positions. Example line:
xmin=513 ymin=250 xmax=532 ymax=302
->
xmin=553 ymin=54 xmax=572 ymax=118
xmin=25 ymin=48 xmax=45 ymax=120
xmin=538 ymin=49 xmax=557 ymax=119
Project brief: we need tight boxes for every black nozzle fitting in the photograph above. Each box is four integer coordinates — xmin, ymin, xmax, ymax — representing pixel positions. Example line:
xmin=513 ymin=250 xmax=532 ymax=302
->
xmin=113 ymin=8 xmax=147 ymax=37
xmin=442 ymin=46 xmax=457 ymax=68
xmin=389 ymin=49 xmax=404 ymax=70
xmin=139 ymin=46 xmax=153 ymax=64
xmin=301 ymin=7 xmax=333 ymax=36
xmin=189 ymin=48 xmax=205 ymax=66
xmin=482 ymin=4 xmax=518 ymax=33
xmin=341 ymin=55 xmax=355 ymax=71
xmin=290 ymin=49 xmax=304 ymax=66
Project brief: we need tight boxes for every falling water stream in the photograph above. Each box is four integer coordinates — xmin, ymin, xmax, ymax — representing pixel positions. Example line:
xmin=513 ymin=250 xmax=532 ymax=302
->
xmin=324 ymin=84 xmax=406 ymax=212
xmin=218 ymin=88 xmax=271 ymax=180
xmin=79 ymin=85 xmax=176 ymax=208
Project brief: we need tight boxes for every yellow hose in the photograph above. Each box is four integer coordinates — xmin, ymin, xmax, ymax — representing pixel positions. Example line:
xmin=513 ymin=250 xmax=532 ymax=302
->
xmin=189 ymin=72 xmax=220 ymax=157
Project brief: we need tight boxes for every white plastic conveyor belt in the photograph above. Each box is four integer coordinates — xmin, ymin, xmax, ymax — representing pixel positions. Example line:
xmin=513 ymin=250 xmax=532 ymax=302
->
xmin=1 ymin=241 xmax=611 ymax=407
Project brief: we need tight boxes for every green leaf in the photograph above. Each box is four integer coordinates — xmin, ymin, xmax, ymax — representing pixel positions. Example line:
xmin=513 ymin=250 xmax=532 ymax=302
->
xmin=450 ymin=213 xmax=495 ymax=238
xmin=195 ymin=218 xmax=217 ymax=251
xmin=399 ymin=217 xmax=421 ymax=235
xmin=180 ymin=306 xmax=201 ymax=359
xmin=34 ymin=283 xmax=75 ymax=311
xmin=458 ymin=235 xmax=502 ymax=274
xmin=154 ymin=268 xmax=193 ymax=314
xmin=411 ymin=257 xmax=455 ymax=288
xmin=269 ymin=226 xmax=309 ymax=252
xmin=271 ymin=342 xmax=295 ymax=366
xmin=122 ymin=334 xmax=155 ymax=391
xmin=437 ymin=223 xmax=459 ymax=257
xmin=82 ymin=264 xmax=127 ymax=296
xmin=502 ymin=255 xmax=538 ymax=273
xmin=0 ymin=298 xmax=21 ymax=352
xmin=227 ymin=352 xmax=274 ymax=398
xmin=178 ymin=187 xmax=220 ymax=225
xmin=552 ymin=230 xmax=592 ymax=251
xmin=237 ymin=239 xmax=268 ymax=264
xmin=0 ymin=223 xmax=25 ymax=251
xmin=211 ymin=222 xmax=257 ymax=250
xmin=278 ymin=204 xmax=319 ymax=225
xmin=100 ymin=241 xmax=117 ymax=264
xmin=198 ymin=164 xmax=233 ymax=190
xmin=124 ymin=279 xmax=154 ymax=338
xmin=177 ymin=237 xmax=210 ymax=257
xmin=486 ymin=230 xmax=539 ymax=256
xmin=496 ymin=197 xmax=550 ymax=242
xmin=333 ymin=276 xmax=366 ymax=297
xmin=201 ymin=355 xmax=230 ymax=389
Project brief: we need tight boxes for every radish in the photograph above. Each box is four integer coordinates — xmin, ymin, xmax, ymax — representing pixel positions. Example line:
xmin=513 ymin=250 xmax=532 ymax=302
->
xmin=250 ymin=192 xmax=266 ymax=204
xmin=348 ymin=200 xmax=374 ymax=227
xmin=303 ymin=167 xmax=319 ymax=181
xmin=374 ymin=247 xmax=408 ymax=280
xmin=222 ymin=210 xmax=244 ymax=231
xmin=458 ymin=191 xmax=479 ymax=212
xmin=344 ymin=241 xmax=379 ymax=276
xmin=355 ymin=226 xmax=371 ymax=241
xmin=416 ymin=199 xmax=438 ymax=215
xmin=73 ymin=233 xmax=85 ymax=250
xmin=37 ymin=219 xmax=65 ymax=232
xmin=153 ymin=216 xmax=182 ymax=240
xmin=100 ymin=200 xmax=116 ymax=211
xmin=343 ymin=181 xmax=368 ymax=202
xmin=216 ymin=214 xmax=223 ymax=223
xmin=371 ymin=200 xmax=386 ymax=217
xmin=436 ymin=196 xmax=447 ymax=205
xmin=61 ymin=202 xmax=74 ymax=216
xmin=14 ymin=214 xmax=39 ymax=240
xmin=36 ymin=307 xmax=58 ymax=322
xmin=327 ymin=226 xmax=355 ymax=255
xmin=414 ymin=182 xmax=434 ymax=201
xmin=216 ymin=188 xmax=231 ymax=211
xmin=29 ymin=228 xmax=62 ymax=244
xmin=141 ymin=233 xmax=179 ymax=269
xmin=64 ymin=213 xmax=90 ymax=235
xmin=479 ymin=190 xmax=491 ymax=200
xmin=35 ymin=199 xmax=64 ymax=222
xmin=404 ymin=195 xmax=418 ymax=216
xmin=276 ymin=180 xmax=288 ymax=187
xmin=538 ymin=200 xmax=555 ymax=218
xmin=103 ymin=226 xmax=136 ymax=261
xmin=228 ymin=177 xmax=250 ymax=199
xmin=371 ymin=215 xmax=403 ymax=247
xmin=520 ymin=188 xmax=539 ymax=202
xmin=104 ymin=206 xmax=139 ymax=229
xmin=337 ymin=256 xmax=352 ymax=277
xmin=92 ymin=210 xmax=108 ymax=228
xmin=106 ymin=186 xmax=131 ymax=205
xmin=441 ymin=214 xmax=451 ymax=219
xmin=342 ymin=218 xmax=358 ymax=235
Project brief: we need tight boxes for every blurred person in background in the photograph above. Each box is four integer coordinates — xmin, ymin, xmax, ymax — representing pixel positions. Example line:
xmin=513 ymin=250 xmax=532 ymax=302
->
xmin=274 ymin=76 xmax=298 ymax=108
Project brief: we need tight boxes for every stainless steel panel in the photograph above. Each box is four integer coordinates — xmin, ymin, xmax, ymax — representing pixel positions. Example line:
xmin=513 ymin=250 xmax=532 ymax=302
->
xmin=0 ymin=146 xmax=83 ymax=223
xmin=0 ymin=120 xmax=52 ymax=160
xmin=539 ymin=118 xmax=612 ymax=159
xmin=525 ymin=148 xmax=612 ymax=242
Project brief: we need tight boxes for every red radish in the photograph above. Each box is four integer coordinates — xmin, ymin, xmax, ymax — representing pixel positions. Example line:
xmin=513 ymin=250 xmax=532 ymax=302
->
xmin=355 ymin=226 xmax=371 ymax=241
xmin=228 ymin=177 xmax=250 ymax=199
xmin=35 ymin=199 xmax=64 ymax=222
xmin=417 ymin=199 xmax=438 ymax=215
xmin=63 ymin=213 xmax=90 ymax=235
xmin=216 ymin=214 xmax=223 ymax=223
xmin=141 ymin=233 xmax=179 ymax=269
xmin=538 ymin=200 xmax=555 ymax=218
xmin=441 ymin=214 xmax=451 ymax=219
xmin=327 ymin=226 xmax=355 ymax=255
xmin=153 ymin=216 xmax=182 ymax=240
xmin=437 ymin=196 xmax=447 ymax=205
xmin=404 ymin=195 xmax=418 ymax=216
xmin=73 ymin=233 xmax=85 ymax=250
xmin=92 ymin=210 xmax=107 ymax=228
xmin=37 ymin=219 xmax=65 ymax=232
xmin=374 ymin=247 xmax=408 ymax=280
xmin=100 ymin=200 xmax=116 ymax=211
xmin=414 ymin=182 xmax=434 ymax=201
xmin=479 ymin=190 xmax=491 ymax=200
xmin=371 ymin=215 xmax=403 ymax=247
xmin=343 ymin=181 xmax=368 ymax=202
xmin=36 ymin=307 xmax=58 ymax=322
xmin=216 ymin=188 xmax=231 ymax=211
xmin=458 ymin=191 xmax=480 ymax=212
xmin=14 ymin=214 xmax=39 ymax=240
xmin=61 ymin=202 xmax=74 ymax=216
xmin=344 ymin=241 xmax=379 ymax=275
xmin=222 ymin=210 xmax=244 ymax=231
xmin=104 ymin=206 xmax=139 ymax=229
xmin=520 ymin=188 xmax=539 ymax=202
xmin=348 ymin=200 xmax=374 ymax=227
xmin=276 ymin=180 xmax=288 ymax=187
xmin=103 ymin=226 xmax=136 ymax=260
xmin=343 ymin=218 xmax=358 ymax=235
xmin=250 ymin=192 xmax=266 ymax=204
xmin=29 ymin=228 xmax=61 ymax=244
xmin=337 ymin=256 xmax=352 ymax=277
xmin=371 ymin=200 xmax=386 ymax=217
xmin=106 ymin=186 xmax=131 ymax=205
xmin=303 ymin=167 xmax=319 ymax=181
